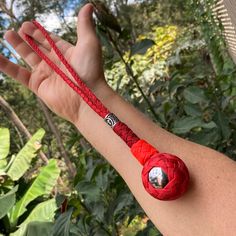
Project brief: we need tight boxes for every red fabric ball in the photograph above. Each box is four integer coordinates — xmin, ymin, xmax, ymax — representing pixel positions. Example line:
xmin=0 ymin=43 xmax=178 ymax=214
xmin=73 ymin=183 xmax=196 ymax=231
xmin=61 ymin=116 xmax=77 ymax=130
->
xmin=142 ymin=152 xmax=190 ymax=200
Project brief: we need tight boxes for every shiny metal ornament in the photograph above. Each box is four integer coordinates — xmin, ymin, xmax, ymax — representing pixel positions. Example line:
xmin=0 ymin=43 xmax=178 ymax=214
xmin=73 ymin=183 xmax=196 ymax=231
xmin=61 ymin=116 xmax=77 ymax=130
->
xmin=104 ymin=113 xmax=119 ymax=128
xmin=148 ymin=167 xmax=169 ymax=189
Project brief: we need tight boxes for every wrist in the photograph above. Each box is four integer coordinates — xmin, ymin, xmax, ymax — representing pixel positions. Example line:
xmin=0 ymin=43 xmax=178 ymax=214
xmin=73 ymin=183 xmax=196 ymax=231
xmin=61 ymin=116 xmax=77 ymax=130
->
xmin=92 ymin=79 xmax=115 ymax=104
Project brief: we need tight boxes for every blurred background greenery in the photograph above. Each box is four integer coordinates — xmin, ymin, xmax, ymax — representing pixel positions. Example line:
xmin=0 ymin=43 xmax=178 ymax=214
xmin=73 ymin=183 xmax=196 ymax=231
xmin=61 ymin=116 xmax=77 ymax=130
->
xmin=0 ymin=0 xmax=235 ymax=235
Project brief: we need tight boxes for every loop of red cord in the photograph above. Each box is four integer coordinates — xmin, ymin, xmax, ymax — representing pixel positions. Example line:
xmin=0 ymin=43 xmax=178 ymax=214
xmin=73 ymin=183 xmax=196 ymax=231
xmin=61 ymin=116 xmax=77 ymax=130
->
xmin=25 ymin=20 xmax=139 ymax=147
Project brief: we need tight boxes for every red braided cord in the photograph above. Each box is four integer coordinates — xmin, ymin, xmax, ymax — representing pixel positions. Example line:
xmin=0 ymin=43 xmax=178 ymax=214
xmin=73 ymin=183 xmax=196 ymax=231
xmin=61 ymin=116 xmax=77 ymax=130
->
xmin=29 ymin=21 xmax=109 ymax=118
xmin=131 ymin=139 xmax=157 ymax=164
xmin=24 ymin=21 xmax=190 ymax=201
xmin=32 ymin=21 xmax=108 ymax=118
xmin=24 ymin=20 xmax=140 ymax=147
xmin=25 ymin=35 xmax=97 ymax=110
xmin=113 ymin=122 xmax=139 ymax=147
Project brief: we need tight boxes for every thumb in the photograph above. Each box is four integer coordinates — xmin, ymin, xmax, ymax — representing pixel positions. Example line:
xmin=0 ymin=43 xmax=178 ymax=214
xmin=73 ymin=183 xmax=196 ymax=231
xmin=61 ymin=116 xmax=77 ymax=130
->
xmin=77 ymin=3 xmax=97 ymax=43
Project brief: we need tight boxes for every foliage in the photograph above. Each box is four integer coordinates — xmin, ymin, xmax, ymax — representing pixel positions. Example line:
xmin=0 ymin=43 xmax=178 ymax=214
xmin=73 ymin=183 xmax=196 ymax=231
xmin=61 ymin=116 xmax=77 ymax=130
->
xmin=0 ymin=128 xmax=60 ymax=235
xmin=52 ymin=154 xmax=145 ymax=235
xmin=22 ymin=222 xmax=53 ymax=236
xmin=0 ymin=185 xmax=18 ymax=220
xmin=0 ymin=128 xmax=10 ymax=169
xmin=9 ymin=159 xmax=60 ymax=226
xmin=7 ymin=129 xmax=45 ymax=181
xmin=11 ymin=199 xmax=58 ymax=236
xmin=105 ymin=25 xmax=178 ymax=101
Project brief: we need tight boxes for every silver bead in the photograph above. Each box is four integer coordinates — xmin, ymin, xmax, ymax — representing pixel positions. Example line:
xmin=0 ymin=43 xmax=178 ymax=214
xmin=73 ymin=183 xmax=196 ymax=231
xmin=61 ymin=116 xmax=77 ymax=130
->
xmin=148 ymin=167 xmax=169 ymax=189
xmin=104 ymin=113 xmax=119 ymax=128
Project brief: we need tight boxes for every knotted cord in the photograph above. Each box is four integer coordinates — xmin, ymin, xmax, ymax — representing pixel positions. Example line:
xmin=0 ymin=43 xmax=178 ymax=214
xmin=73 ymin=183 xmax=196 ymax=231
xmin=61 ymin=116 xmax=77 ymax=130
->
xmin=24 ymin=20 xmax=190 ymax=200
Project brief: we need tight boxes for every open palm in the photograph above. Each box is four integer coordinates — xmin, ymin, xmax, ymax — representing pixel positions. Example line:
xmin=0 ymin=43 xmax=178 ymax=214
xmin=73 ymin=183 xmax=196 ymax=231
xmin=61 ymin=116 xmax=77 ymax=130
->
xmin=0 ymin=4 xmax=106 ymax=123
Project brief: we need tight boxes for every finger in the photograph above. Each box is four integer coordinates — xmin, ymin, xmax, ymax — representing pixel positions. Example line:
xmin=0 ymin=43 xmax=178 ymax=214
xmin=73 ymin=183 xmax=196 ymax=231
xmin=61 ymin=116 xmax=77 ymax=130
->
xmin=4 ymin=30 xmax=42 ymax=68
xmin=77 ymin=3 xmax=98 ymax=44
xmin=19 ymin=21 xmax=73 ymax=54
xmin=0 ymin=54 xmax=31 ymax=87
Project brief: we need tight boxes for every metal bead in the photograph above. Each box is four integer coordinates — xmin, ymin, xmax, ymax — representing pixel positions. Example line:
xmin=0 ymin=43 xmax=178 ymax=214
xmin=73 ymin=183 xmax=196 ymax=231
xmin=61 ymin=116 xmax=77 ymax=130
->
xmin=148 ymin=167 xmax=169 ymax=189
xmin=104 ymin=113 xmax=119 ymax=128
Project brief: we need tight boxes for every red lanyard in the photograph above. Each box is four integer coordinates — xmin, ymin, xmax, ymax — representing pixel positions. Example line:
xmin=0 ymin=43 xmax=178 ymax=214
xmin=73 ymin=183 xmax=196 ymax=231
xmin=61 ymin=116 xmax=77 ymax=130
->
xmin=25 ymin=20 xmax=190 ymax=201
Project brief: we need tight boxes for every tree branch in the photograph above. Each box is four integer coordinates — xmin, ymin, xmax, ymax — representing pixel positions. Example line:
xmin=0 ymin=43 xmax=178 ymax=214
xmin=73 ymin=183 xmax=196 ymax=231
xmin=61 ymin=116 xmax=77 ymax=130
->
xmin=0 ymin=95 xmax=49 ymax=163
xmin=106 ymin=30 xmax=159 ymax=121
xmin=37 ymin=98 xmax=76 ymax=179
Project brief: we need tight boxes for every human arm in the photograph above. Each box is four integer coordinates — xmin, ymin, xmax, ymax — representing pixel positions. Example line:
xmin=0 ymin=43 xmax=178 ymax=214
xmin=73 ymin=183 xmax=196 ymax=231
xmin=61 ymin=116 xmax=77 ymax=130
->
xmin=0 ymin=3 xmax=236 ymax=235
xmin=77 ymin=82 xmax=236 ymax=235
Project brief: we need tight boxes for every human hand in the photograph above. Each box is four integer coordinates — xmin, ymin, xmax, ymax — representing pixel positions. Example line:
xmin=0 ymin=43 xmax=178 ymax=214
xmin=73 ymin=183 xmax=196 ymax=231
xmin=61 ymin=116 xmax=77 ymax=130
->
xmin=0 ymin=3 xmax=108 ymax=123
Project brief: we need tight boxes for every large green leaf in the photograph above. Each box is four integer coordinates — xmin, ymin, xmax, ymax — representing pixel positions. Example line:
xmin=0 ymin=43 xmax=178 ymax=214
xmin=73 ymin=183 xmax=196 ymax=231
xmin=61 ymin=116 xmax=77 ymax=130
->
xmin=0 ymin=128 xmax=10 ymax=169
xmin=10 ymin=159 xmax=60 ymax=225
xmin=0 ymin=185 xmax=18 ymax=219
xmin=10 ymin=198 xmax=57 ymax=236
xmin=23 ymin=222 xmax=53 ymax=236
xmin=7 ymin=129 xmax=45 ymax=181
xmin=183 ymin=86 xmax=207 ymax=104
xmin=52 ymin=208 xmax=73 ymax=236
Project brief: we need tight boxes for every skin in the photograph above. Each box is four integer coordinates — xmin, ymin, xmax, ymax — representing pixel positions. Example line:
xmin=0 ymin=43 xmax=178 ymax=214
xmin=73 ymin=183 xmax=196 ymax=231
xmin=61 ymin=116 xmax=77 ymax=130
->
xmin=0 ymin=3 xmax=236 ymax=235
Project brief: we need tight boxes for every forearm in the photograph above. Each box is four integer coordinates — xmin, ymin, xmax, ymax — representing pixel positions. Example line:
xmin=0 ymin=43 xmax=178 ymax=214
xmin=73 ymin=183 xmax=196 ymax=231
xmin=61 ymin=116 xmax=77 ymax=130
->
xmin=75 ymin=82 xmax=236 ymax=235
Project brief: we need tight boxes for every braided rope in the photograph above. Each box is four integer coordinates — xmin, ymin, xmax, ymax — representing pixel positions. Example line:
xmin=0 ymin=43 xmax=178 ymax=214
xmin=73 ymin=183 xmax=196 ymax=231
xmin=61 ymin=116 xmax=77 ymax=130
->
xmin=113 ymin=122 xmax=139 ymax=147
xmin=24 ymin=20 xmax=190 ymax=201
xmin=32 ymin=21 xmax=109 ymax=118
xmin=131 ymin=139 xmax=158 ymax=164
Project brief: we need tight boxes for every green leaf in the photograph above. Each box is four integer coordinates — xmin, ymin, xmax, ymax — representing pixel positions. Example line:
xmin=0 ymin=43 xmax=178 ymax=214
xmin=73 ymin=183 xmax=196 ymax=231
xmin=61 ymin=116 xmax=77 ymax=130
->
xmin=169 ymin=79 xmax=185 ymax=96
xmin=184 ymin=103 xmax=202 ymax=116
xmin=10 ymin=199 xmax=57 ymax=236
xmin=173 ymin=116 xmax=217 ymax=134
xmin=7 ymin=129 xmax=45 ymax=181
xmin=92 ymin=202 xmax=105 ymax=221
xmin=52 ymin=208 xmax=73 ymax=236
xmin=172 ymin=117 xmax=203 ymax=134
xmin=114 ymin=193 xmax=133 ymax=216
xmin=201 ymin=121 xmax=216 ymax=129
xmin=0 ymin=185 xmax=18 ymax=219
xmin=76 ymin=181 xmax=101 ymax=202
xmin=190 ymin=129 xmax=220 ymax=146
xmin=93 ymin=1 xmax=121 ymax=33
xmin=23 ymin=222 xmax=53 ymax=236
xmin=183 ymin=86 xmax=207 ymax=104
xmin=96 ymin=26 xmax=114 ymax=59
xmin=0 ymin=128 xmax=10 ymax=169
xmin=131 ymin=39 xmax=155 ymax=56
xmin=10 ymin=159 xmax=60 ymax=225
xmin=214 ymin=111 xmax=231 ymax=140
